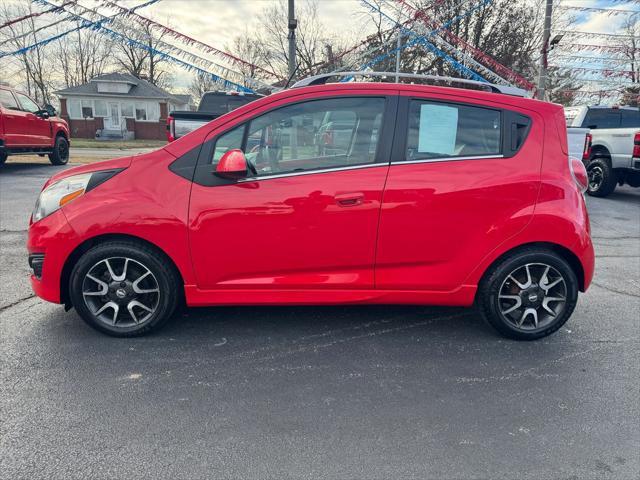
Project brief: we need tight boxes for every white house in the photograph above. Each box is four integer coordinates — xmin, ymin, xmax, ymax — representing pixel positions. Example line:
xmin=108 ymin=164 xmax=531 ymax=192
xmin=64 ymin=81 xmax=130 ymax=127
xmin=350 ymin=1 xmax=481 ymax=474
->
xmin=55 ymin=72 xmax=192 ymax=140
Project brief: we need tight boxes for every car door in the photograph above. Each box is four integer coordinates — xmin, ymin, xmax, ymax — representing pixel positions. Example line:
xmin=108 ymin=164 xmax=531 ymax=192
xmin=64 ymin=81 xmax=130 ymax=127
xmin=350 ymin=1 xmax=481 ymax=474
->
xmin=14 ymin=92 xmax=51 ymax=146
xmin=0 ymin=88 xmax=30 ymax=147
xmin=188 ymin=93 xmax=396 ymax=292
xmin=375 ymin=92 xmax=542 ymax=292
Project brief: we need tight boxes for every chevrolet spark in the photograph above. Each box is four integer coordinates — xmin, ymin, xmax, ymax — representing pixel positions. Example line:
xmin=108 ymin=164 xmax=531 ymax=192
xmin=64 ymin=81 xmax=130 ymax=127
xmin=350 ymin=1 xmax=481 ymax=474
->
xmin=27 ymin=77 xmax=594 ymax=340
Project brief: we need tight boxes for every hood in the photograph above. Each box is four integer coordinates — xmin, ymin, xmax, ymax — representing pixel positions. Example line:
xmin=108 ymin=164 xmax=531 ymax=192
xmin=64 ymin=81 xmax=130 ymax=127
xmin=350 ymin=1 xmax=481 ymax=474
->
xmin=44 ymin=155 xmax=132 ymax=189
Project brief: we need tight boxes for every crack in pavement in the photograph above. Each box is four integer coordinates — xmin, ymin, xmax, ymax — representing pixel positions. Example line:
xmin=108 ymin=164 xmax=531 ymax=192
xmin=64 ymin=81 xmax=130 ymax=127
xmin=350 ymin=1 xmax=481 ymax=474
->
xmin=0 ymin=294 xmax=36 ymax=314
xmin=592 ymin=282 xmax=640 ymax=299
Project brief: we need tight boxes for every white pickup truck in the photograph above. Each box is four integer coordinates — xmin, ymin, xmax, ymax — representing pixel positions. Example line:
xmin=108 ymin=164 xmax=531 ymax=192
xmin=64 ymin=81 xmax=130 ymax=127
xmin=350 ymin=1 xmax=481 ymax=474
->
xmin=565 ymin=105 xmax=640 ymax=197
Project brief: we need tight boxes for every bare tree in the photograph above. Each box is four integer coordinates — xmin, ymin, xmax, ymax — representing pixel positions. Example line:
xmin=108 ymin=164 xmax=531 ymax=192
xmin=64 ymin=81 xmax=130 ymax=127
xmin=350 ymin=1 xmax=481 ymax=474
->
xmin=621 ymin=15 xmax=639 ymax=84
xmin=55 ymin=25 xmax=113 ymax=88
xmin=0 ymin=2 xmax=53 ymax=103
xmin=188 ymin=72 xmax=217 ymax=100
xmin=252 ymin=0 xmax=349 ymax=79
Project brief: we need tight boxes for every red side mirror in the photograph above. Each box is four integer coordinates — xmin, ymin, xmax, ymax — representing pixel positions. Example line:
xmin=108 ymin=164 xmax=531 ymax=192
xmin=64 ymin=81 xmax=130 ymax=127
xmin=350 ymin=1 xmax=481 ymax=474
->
xmin=215 ymin=149 xmax=247 ymax=179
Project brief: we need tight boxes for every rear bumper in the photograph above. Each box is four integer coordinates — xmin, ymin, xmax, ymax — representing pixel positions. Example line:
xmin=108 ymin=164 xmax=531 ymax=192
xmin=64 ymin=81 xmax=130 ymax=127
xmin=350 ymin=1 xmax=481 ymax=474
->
xmin=27 ymin=210 xmax=79 ymax=304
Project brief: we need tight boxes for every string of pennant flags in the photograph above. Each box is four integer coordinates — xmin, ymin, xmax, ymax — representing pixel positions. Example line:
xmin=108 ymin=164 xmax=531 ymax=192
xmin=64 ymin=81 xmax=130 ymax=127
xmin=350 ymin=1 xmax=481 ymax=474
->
xmin=391 ymin=0 xmax=535 ymax=90
xmin=0 ymin=0 xmax=636 ymax=100
xmin=33 ymin=0 xmax=272 ymax=92
xmin=98 ymin=0 xmax=281 ymax=80
xmin=353 ymin=0 xmax=494 ymax=83
xmin=0 ymin=0 xmax=74 ymax=30
xmin=0 ymin=0 xmax=257 ymax=93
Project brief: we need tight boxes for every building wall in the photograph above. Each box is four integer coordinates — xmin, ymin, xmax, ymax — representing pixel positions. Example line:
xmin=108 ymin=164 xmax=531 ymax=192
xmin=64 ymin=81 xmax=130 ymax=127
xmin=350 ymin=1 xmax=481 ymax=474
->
xmin=58 ymin=97 xmax=168 ymax=140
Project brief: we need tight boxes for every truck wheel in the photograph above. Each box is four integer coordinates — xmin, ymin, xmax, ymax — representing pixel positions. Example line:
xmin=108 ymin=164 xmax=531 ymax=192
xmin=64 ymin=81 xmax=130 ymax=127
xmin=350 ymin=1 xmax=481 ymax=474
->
xmin=69 ymin=241 xmax=181 ymax=337
xmin=586 ymin=157 xmax=616 ymax=197
xmin=478 ymin=248 xmax=578 ymax=341
xmin=49 ymin=135 xmax=69 ymax=165
xmin=0 ymin=151 xmax=6 ymax=165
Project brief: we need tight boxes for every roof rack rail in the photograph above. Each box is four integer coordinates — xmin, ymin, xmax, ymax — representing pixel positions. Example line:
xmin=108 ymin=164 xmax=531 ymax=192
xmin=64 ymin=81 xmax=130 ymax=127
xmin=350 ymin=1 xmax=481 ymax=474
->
xmin=291 ymin=71 xmax=529 ymax=97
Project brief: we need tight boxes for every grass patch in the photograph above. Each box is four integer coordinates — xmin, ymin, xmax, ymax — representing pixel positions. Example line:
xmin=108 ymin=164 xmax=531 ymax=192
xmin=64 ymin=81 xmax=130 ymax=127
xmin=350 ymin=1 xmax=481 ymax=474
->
xmin=71 ymin=138 xmax=165 ymax=149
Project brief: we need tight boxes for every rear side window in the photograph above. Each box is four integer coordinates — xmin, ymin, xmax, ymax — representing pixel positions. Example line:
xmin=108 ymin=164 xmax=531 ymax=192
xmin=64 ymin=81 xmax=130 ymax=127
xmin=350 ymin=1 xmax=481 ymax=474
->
xmin=0 ymin=89 xmax=18 ymax=109
xmin=620 ymin=109 xmax=640 ymax=128
xmin=406 ymin=100 xmax=501 ymax=160
xmin=581 ymin=109 xmax=621 ymax=129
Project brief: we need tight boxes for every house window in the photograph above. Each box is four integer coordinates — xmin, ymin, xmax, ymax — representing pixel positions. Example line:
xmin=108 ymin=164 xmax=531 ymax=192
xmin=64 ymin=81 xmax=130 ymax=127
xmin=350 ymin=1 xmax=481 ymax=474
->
xmin=121 ymin=103 xmax=134 ymax=118
xmin=135 ymin=103 xmax=147 ymax=121
xmin=94 ymin=100 xmax=107 ymax=117
xmin=147 ymin=102 xmax=160 ymax=121
xmin=81 ymin=99 xmax=93 ymax=118
xmin=68 ymin=99 xmax=81 ymax=119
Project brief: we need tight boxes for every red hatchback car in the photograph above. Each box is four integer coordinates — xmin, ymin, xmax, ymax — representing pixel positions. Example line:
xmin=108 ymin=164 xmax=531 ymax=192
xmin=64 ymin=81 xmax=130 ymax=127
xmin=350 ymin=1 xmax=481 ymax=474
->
xmin=27 ymin=74 xmax=594 ymax=339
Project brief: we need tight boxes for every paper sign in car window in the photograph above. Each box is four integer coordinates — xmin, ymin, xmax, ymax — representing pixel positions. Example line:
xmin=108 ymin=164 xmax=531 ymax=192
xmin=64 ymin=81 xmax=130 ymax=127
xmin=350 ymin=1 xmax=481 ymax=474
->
xmin=418 ymin=104 xmax=458 ymax=155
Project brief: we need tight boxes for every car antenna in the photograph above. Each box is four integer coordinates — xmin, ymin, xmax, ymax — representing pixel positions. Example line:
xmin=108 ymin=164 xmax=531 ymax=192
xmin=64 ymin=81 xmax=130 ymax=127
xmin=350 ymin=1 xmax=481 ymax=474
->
xmin=283 ymin=63 xmax=301 ymax=89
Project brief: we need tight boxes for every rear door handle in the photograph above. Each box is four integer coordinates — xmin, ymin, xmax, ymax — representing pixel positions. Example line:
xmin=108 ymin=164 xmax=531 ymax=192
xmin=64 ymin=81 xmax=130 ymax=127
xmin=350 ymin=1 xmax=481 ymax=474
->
xmin=335 ymin=192 xmax=365 ymax=207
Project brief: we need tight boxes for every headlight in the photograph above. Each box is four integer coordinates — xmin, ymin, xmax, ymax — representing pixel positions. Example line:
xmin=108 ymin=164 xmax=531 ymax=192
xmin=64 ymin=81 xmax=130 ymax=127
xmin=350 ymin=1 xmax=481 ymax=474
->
xmin=32 ymin=169 xmax=122 ymax=223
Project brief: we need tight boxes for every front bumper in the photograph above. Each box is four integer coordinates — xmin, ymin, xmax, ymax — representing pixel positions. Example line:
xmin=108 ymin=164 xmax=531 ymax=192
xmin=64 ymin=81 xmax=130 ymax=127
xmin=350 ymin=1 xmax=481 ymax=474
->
xmin=27 ymin=209 xmax=79 ymax=304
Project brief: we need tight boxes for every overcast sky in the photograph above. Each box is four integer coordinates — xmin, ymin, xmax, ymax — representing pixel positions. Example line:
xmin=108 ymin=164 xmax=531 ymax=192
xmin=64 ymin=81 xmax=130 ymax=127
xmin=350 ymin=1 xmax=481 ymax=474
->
xmin=1 ymin=0 xmax=637 ymax=94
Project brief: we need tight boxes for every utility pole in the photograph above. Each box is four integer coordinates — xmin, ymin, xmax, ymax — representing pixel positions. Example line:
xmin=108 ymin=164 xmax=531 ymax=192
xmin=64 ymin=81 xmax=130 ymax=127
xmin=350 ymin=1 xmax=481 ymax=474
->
xmin=537 ymin=0 xmax=553 ymax=100
xmin=395 ymin=28 xmax=402 ymax=82
xmin=288 ymin=0 xmax=297 ymax=80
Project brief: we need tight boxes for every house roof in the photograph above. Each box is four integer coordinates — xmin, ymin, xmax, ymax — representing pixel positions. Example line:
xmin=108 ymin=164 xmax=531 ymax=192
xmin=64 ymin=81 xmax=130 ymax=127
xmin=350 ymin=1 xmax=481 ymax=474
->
xmin=55 ymin=73 xmax=183 ymax=102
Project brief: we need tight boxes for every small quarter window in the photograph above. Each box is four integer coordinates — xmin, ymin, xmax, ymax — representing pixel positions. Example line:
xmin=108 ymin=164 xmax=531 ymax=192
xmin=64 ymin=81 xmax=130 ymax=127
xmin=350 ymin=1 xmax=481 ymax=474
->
xmin=211 ymin=125 xmax=245 ymax=166
xmin=406 ymin=100 xmax=501 ymax=160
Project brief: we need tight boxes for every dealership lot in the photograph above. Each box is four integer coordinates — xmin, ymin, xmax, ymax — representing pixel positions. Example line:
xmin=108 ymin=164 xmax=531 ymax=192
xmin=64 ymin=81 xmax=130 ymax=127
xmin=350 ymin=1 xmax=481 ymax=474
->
xmin=1 ymin=161 xmax=638 ymax=479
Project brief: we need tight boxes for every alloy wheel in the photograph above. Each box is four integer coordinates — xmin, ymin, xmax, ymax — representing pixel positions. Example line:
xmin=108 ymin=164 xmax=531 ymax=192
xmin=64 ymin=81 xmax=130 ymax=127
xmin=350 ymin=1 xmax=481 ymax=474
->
xmin=82 ymin=257 xmax=160 ymax=328
xmin=587 ymin=165 xmax=604 ymax=192
xmin=497 ymin=263 xmax=567 ymax=331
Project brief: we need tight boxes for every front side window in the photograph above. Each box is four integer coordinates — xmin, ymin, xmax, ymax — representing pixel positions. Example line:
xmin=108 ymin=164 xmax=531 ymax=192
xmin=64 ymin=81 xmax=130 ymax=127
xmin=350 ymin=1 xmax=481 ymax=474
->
xmin=406 ymin=100 xmax=501 ymax=160
xmin=208 ymin=97 xmax=385 ymax=177
xmin=15 ymin=93 xmax=40 ymax=113
xmin=0 ymin=89 xmax=18 ymax=109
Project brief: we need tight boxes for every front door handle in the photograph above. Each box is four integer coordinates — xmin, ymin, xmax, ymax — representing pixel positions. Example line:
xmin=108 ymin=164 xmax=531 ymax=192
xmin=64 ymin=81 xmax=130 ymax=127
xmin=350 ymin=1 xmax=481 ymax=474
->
xmin=335 ymin=192 xmax=365 ymax=207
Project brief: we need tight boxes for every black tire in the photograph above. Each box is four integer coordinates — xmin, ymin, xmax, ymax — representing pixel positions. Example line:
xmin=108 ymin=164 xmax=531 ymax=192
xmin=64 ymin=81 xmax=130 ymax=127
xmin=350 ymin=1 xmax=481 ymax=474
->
xmin=586 ymin=157 xmax=617 ymax=197
xmin=69 ymin=241 xmax=180 ymax=337
xmin=49 ymin=135 xmax=69 ymax=165
xmin=0 ymin=151 xmax=6 ymax=165
xmin=477 ymin=248 xmax=579 ymax=340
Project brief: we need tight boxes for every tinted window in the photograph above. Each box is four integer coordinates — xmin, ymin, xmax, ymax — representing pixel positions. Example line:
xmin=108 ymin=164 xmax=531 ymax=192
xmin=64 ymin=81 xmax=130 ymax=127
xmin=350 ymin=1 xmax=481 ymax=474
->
xmin=581 ymin=109 xmax=621 ymax=129
xmin=0 ymin=89 xmax=18 ymax=109
xmin=620 ymin=109 xmax=640 ymax=128
xmin=406 ymin=100 xmax=501 ymax=160
xmin=15 ymin=92 xmax=39 ymax=113
xmin=240 ymin=97 xmax=385 ymax=177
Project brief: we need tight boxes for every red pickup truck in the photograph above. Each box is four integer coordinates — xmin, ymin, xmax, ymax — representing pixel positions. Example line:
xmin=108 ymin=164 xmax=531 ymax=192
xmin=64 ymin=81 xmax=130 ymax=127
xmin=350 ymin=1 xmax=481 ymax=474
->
xmin=0 ymin=85 xmax=70 ymax=166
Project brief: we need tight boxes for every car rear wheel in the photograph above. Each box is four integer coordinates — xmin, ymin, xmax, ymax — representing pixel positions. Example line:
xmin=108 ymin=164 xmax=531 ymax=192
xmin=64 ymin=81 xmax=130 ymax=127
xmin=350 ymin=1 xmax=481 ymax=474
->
xmin=478 ymin=248 xmax=578 ymax=340
xmin=49 ymin=135 xmax=69 ymax=165
xmin=0 ymin=151 xmax=6 ymax=165
xmin=69 ymin=241 xmax=180 ymax=337
xmin=586 ymin=157 xmax=617 ymax=197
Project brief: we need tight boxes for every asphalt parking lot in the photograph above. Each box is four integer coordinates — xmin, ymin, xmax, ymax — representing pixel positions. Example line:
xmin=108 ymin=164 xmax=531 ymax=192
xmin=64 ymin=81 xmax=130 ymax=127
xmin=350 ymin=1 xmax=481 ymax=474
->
xmin=1 ymin=160 xmax=639 ymax=479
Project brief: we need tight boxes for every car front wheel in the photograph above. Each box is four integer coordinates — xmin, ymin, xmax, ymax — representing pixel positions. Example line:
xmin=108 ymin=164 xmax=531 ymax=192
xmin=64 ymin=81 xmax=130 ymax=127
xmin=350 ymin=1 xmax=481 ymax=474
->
xmin=49 ymin=135 xmax=69 ymax=165
xmin=69 ymin=241 xmax=180 ymax=337
xmin=478 ymin=248 xmax=579 ymax=340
